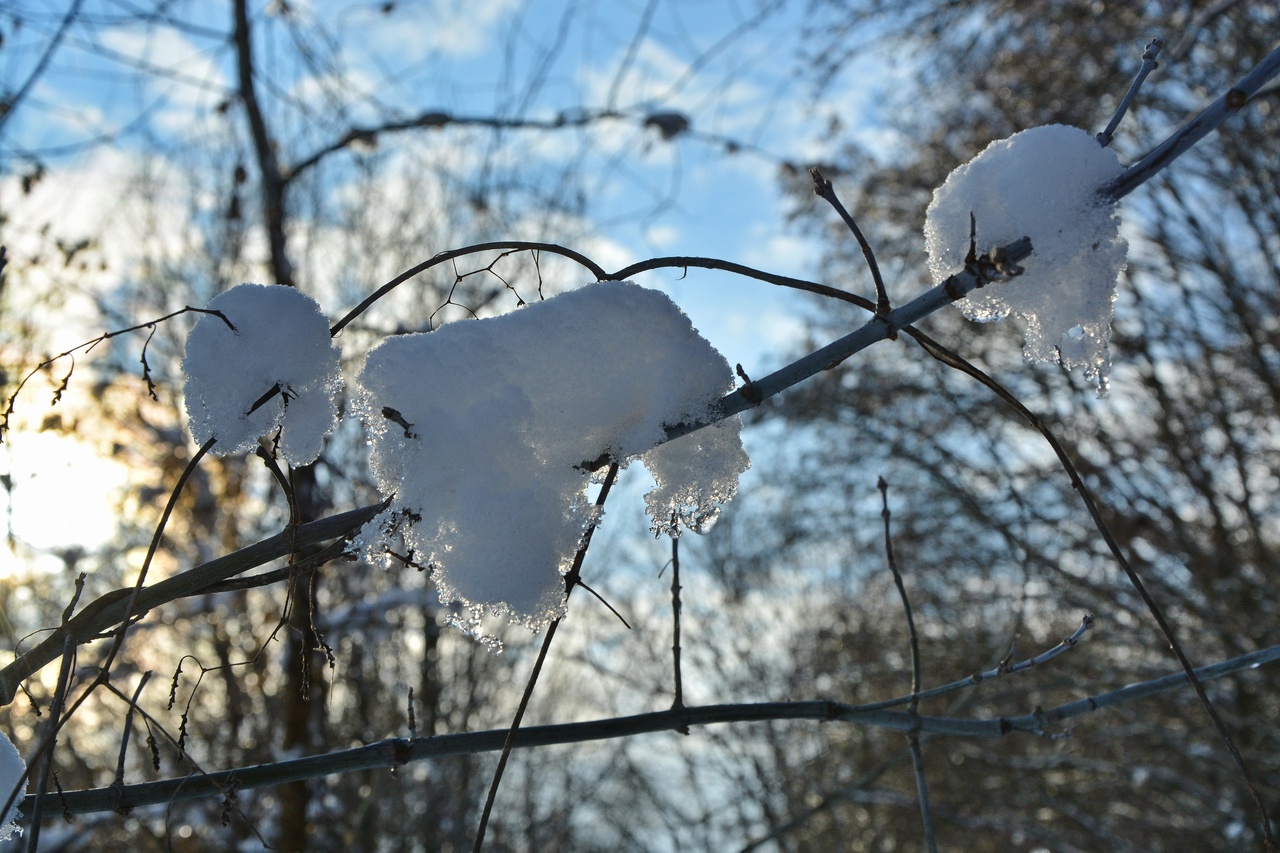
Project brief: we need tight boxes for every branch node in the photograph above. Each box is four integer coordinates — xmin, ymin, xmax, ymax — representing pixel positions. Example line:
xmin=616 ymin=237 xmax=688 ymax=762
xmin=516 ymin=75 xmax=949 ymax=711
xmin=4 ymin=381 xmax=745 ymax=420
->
xmin=736 ymin=363 xmax=762 ymax=404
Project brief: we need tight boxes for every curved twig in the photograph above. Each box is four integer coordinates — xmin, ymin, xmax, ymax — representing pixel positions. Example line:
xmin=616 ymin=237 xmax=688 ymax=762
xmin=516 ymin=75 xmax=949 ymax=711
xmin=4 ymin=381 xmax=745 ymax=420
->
xmin=329 ymin=242 xmax=609 ymax=336
xmin=472 ymin=462 xmax=620 ymax=851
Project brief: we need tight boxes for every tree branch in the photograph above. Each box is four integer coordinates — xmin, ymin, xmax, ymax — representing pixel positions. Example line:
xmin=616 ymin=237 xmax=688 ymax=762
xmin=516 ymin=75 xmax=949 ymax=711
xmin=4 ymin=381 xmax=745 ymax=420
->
xmin=1101 ymin=42 xmax=1280 ymax=201
xmin=657 ymin=237 xmax=1033 ymax=444
xmin=0 ymin=502 xmax=387 ymax=707
xmin=0 ymin=0 xmax=84 ymax=135
xmin=1096 ymin=38 xmax=1165 ymax=148
xmin=233 ymin=0 xmax=293 ymax=286
xmin=25 ymin=640 xmax=1280 ymax=819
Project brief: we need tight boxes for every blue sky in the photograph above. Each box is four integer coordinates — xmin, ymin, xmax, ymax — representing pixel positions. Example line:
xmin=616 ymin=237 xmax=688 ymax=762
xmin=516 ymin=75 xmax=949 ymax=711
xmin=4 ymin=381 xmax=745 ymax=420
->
xmin=0 ymin=0 xmax=906 ymax=561
xmin=1 ymin=0 xmax=905 ymax=359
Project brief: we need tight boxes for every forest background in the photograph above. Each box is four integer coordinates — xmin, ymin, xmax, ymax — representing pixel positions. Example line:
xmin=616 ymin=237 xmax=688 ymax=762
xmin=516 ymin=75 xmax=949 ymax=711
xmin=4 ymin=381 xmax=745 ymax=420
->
xmin=1 ymin=1 xmax=1278 ymax=851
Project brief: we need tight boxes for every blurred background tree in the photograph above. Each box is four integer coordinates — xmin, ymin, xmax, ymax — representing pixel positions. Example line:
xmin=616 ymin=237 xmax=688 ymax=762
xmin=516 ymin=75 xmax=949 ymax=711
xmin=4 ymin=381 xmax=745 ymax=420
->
xmin=1 ymin=0 xmax=1278 ymax=851
xmin=712 ymin=1 xmax=1280 ymax=849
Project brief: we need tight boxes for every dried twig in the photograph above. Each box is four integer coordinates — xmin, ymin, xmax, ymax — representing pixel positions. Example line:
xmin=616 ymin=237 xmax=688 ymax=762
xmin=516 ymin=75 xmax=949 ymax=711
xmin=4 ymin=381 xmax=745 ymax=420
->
xmin=670 ymin=536 xmax=688 ymax=733
xmin=1 ymin=306 xmax=235 ymax=443
xmin=810 ymin=167 xmax=891 ymax=316
xmin=1102 ymin=43 xmax=1280 ymax=201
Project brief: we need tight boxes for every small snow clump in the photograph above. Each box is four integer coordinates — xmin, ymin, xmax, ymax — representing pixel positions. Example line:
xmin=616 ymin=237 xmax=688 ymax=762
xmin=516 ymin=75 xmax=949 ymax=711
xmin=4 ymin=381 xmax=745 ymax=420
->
xmin=0 ymin=731 xmax=26 ymax=839
xmin=924 ymin=124 xmax=1127 ymax=393
xmin=183 ymin=283 xmax=342 ymax=465
xmin=351 ymin=280 xmax=749 ymax=640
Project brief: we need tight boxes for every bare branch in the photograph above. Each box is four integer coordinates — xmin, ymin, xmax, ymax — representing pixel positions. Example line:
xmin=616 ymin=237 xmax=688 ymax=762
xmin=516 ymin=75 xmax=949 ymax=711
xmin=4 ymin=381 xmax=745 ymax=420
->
xmin=878 ymin=477 xmax=936 ymax=853
xmin=1102 ymin=42 xmax=1280 ymax=201
xmin=811 ymin=168 xmax=891 ymax=316
xmin=25 ymin=641 xmax=1280 ymax=820
xmin=472 ymin=462 xmax=620 ymax=851
xmin=658 ymin=237 xmax=1034 ymax=444
xmin=1096 ymin=38 xmax=1165 ymax=148
xmin=0 ymin=0 xmax=85 ymax=135
xmin=0 ymin=501 xmax=387 ymax=707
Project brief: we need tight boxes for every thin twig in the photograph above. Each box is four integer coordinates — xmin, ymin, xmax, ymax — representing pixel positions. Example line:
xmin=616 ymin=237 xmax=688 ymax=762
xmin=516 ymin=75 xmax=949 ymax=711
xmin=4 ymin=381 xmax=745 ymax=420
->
xmin=22 ymin=636 xmax=74 ymax=852
xmin=878 ymin=477 xmax=936 ymax=853
xmin=93 ymin=439 xmax=217 ymax=679
xmin=112 ymin=672 xmax=153 ymax=793
xmin=575 ymin=581 xmax=631 ymax=629
xmin=0 ymin=0 xmax=84 ymax=135
xmin=856 ymin=614 xmax=1095 ymax=713
xmin=810 ymin=168 xmax=891 ymax=316
xmin=1097 ymin=38 xmax=1165 ymax=147
xmin=1 ymin=306 xmax=235 ymax=443
xmin=471 ymin=462 xmax=620 ymax=852
xmin=908 ymin=332 xmax=1275 ymax=850
xmin=877 ymin=479 xmax=922 ymax=700
xmin=97 ymin=679 xmax=272 ymax=848
xmin=1102 ymin=42 xmax=1280 ymax=201
xmin=329 ymin=241 xmax=609 ymax=336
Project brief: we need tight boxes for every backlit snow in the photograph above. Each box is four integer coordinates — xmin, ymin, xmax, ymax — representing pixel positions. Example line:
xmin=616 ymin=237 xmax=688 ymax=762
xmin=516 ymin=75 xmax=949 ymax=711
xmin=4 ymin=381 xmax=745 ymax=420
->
xmin=351 ymin=280 xmax=749 ymax=640
xmin=182 ymin=283 xmax=342 ymax=464
xmin=925 ymin=124 xmax=1128 ymax=393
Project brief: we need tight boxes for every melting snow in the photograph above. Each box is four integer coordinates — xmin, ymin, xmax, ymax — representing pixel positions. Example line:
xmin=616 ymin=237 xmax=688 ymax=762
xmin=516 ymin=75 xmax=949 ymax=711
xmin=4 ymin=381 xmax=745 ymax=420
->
xmin=182 ymin=283 xmax=342 ymax=464
xmin=350 ymin=280 xmax=749 ymax=640
xmin=925 ymin=124 xmax=1128 ymax=393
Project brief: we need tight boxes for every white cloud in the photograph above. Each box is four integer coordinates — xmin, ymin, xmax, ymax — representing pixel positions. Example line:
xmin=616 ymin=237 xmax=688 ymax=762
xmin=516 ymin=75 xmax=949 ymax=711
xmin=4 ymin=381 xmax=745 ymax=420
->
xmin=580 ymin=39 xmax=769 ymax=136
xmin=98 ymin=26 xmax=228 ymax=132
xmin=343 ymin=0 xmax=523 ymax=65
xmin=0 ymin=147 xmax=205 ymax=349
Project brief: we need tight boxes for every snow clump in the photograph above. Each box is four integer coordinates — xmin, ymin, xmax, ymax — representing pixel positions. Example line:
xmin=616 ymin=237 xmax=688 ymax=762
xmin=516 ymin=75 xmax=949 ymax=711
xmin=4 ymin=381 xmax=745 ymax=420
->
xmin=0 ymin=730 xmax=26 ymax=839
xmin=351 ymin=280 xmax=750 ymax=641
xmin=183 ymin=283 xmax=342 ymax=465
xmin=924 ymin=124 xmax=1128 ymax=393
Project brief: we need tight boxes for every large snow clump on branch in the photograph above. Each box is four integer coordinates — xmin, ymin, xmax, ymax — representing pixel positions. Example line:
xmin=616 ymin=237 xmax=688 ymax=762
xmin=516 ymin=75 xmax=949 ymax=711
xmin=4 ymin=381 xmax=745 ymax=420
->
xmin=351 ymin=280 xmax=749 ymax=641
xmin=183 ymin=283 xmax=342 ymax=465
xmin=925 ymin=124 xmax=1127 ymax=393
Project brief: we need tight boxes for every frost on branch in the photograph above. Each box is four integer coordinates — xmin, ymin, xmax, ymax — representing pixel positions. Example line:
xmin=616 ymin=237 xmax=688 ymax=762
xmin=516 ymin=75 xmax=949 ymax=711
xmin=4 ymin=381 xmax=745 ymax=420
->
xmin=925 ymin=124 xmax=1128 ymax=393
xmin=0 ymin=731 xmax=25 ymax=840
xmin=182 ymin=283 xmax=342 ymax=465
xmin=351 ymin=280 xmax=750 ymax=639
